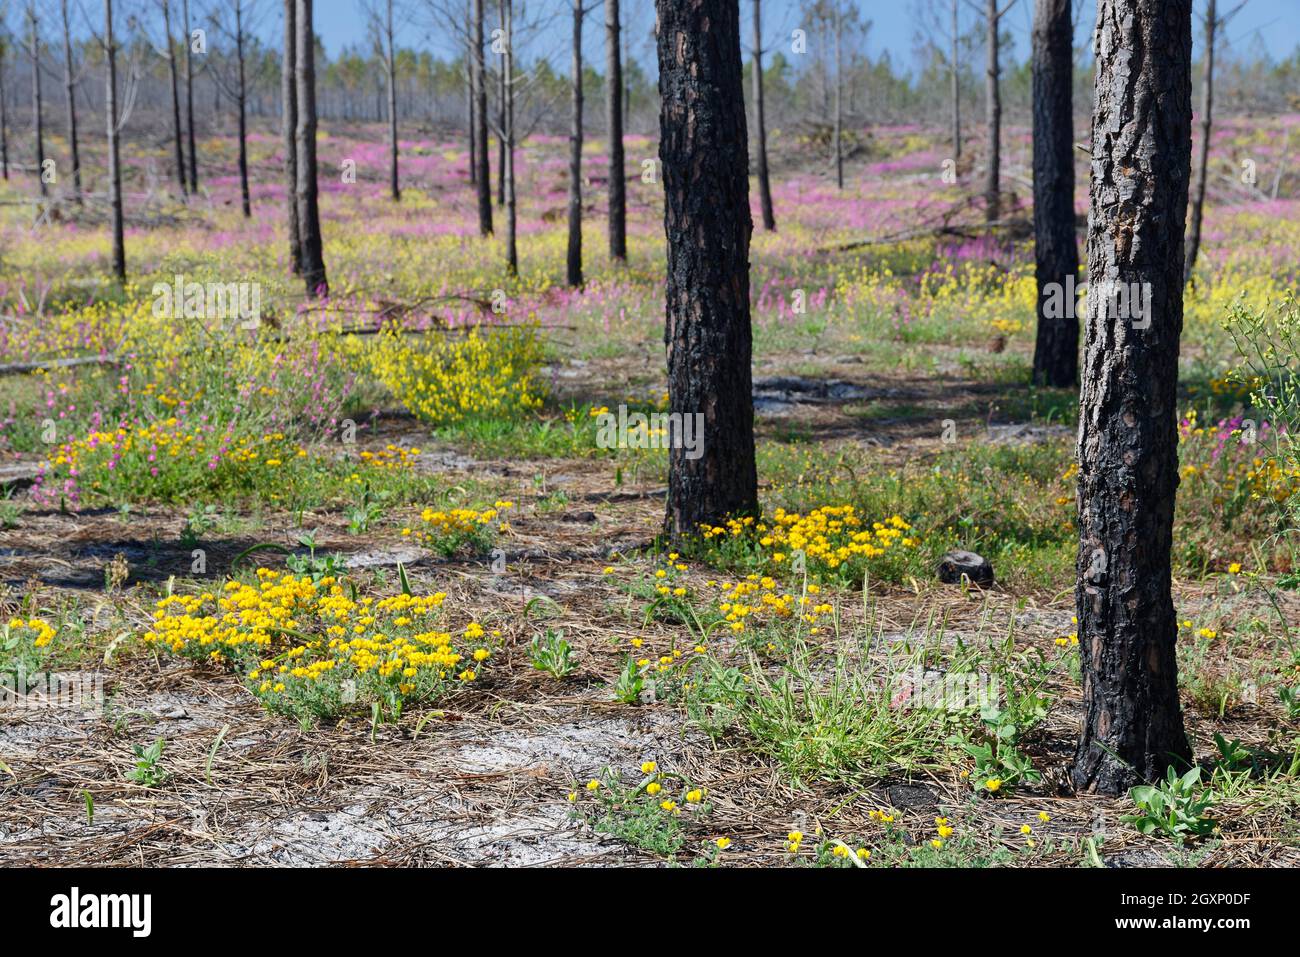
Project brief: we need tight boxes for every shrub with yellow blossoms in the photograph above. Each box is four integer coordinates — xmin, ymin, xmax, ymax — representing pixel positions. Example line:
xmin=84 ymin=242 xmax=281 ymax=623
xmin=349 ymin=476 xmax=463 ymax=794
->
xmin=143 ymin=569 xmax=493 ymax=721
xmin=402 ymin=501 xmax=514 ymax=556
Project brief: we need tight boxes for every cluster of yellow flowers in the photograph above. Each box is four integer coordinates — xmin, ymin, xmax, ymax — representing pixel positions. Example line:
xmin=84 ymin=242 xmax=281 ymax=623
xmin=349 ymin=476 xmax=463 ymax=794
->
xmin=701 ymin=506 xmax=917 ymax=575
xmin=402 ymin=501 xmax=514 ymax=551
xmin=705 ymin=577 xmax=835 ymax=635
xmin=369 ymin=326 xmax=546 ymax=426
xmin=143 ymin=570 xmax=493 ymax=714
xmin=356 ymin=445 xmax=421 ymax=469
xmin=4 ymin=617 xmax=57 ymax=649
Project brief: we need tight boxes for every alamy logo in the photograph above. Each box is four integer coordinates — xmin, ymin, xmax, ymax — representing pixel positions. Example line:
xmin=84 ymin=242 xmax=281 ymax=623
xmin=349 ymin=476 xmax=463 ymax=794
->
xmin=1041 ymin=275 xmax=1153 ymax=327
xmin=151 ymin=274 xmax=261 ymax=328
xmin=595 ymin=405 xmax=705 ymax=461
xmin=50 ymin=887 xmax=151 ymax=937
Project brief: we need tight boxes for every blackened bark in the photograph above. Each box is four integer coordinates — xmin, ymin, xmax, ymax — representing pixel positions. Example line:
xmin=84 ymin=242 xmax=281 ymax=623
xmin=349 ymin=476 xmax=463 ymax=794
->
xmin=283 ymin=0 xmax=301 ymax=273
xmin=473 ymin=0 xmax=492 ymax=234
xmin=105 ymin=0 xmax=125 ymax=281
xmin=1031 ymin=0 xmax=1079 ymax=387
xmin=496 ymin=1 xmax=505 ymax=207
xmin=60 ymin=0 xmax=80 ymax=203
xmin=751 ymin=0 xmax=775 ymax=230
xmin=1184 ymin=0 xmax=1214 ymax=287
xmin=295 ymin=0 xmax=328 ymax=298
xmin=657 ymin=0 xmax=758 ymax=537
xmin=1073 ymin=0 xmax=1194 ymax=795
xmin=832 ymin=2 xmax=842 ymax=190
xmin=384 ymin=0 xmax=399 ymax=201
xmin=27 ymin=6 xmax=45 ymax=198
xmin=566 ymin=0 xmax=583 ymax=287
xmin=183 ymin=0 xmax=197 ymax=191
xmin=503 ymin=0 xmax=516 ymax=275
xmin=0 ymin=42 xmax=9 ymax=180
xmin=466 ymin=0 xmax=475 ymax=186
xmin=235 ymin=1 xmax=250 ymax=217
xmin=606 ymin=0 xmax=626 ymax=261
xmin=163 ymin=0 xmax=187 ymax=199
xmin=984 ymin=0 xmax=1000 ymax=222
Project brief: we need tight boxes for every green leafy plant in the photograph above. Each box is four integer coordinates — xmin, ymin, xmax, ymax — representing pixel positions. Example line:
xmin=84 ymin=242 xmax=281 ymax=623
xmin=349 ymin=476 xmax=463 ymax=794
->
xmin=529 ymin=628 xmax=576 ymax=678
xmin=1120 ymin=766 xmax=1217 ymax=842
xmin=956 ymin=705 xmax=1042 ymax=794
xmin=345 ymin=484 xmax=390 ymax=534
xmin=125 ymin=738 xmax=167 ymax=788
xmin=179 ymin=503 xmax=220 ymax=548
xmin=612 ymin=655 xmax=645 ymax=704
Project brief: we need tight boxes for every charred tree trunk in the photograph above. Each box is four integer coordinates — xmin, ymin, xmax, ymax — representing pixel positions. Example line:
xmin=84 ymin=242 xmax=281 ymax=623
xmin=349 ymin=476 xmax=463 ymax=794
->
xmin=105 ymin=0 xmax=125 ymax=281
xmin=503 ymin=0 xmax=517 ymax=275
xmin=566 ymin=0 xmax=583 ymax=287
xmin=1030 ymin=0 xmax=1079 ymax=387
xmin=1184 ymin=0 xmax=1215 ymax=287
xmin=384 ymin=0 xmax=399 ymax=201
xmin=183 ymin=0 xmax=197 ymax=191
xmin=60 ymin=0 xmax=81 ymax=203
xmin=606 ymin=0 xmax=626 ymax=261
xmin=283 ymin=0 xmax=301 ymax=273
xmin=951 ymin=0 xmax=961 ymax=159
xmin=0 ymin=42 xmax=9 ymax=180
xmin=473 ymin=0 xmax=492 ymax=234
xmin=496 ymin=0 xmax=505 ymax=207
xmin=163 ymin=0 xmax=187 ymax=199
xmin=295 ymin=0 xmax=328 ymax=298
xmin=1073 ymin=0 xmax=1194 ymax=796
xmin=751 ymin=0 xmax=775 ymax=230
xmin=466 ymin=0 xmax=476 ymax=185
xmin=27 ymin=6 xmax=46 ymax=198
xmin=984 ymin=0 xmax=1000 ymax=222
xmin=657 ymin=0 xmax=758 ymax=537
xmin=235 ymin=0 xmax=250 ymax=217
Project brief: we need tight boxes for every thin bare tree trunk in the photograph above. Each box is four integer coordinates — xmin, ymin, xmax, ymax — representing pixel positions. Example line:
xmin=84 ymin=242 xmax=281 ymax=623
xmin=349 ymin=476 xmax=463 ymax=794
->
xmin=752 ymin=0 xmax=775 ymax=230
xmin=566 ymin=0 xmax=583 ymax=287
xmin=1184 ymin=0 xmax=1215 ymax=287
xmin=606 ymin=0 xmax=626 ymax=260
xmin=984 ymin=0 xmax=1001 ymax=222
xmin=235 ymin=0 xmax=250 ymax=216
xmin=833 ymin=3 xmax=842 ymax=189
xmin=473 ymin=0 xmax=492 ymax=234
xmin=183 ymin=0 xmax=197 ymax=192
xmin=384 ymin=0 xmax=399 ymax=200
xmin=952 ymin=0 xmax=961 ymax=159
xmin=1074 ymin=0 xmax=1194 ymax=795
xmin=27 ymin=5 xmax=46 ymax=197
xmin=162 ymin=0 xmax=187 ymax=199
xmin=283 ymin=0 xmax=301 ymax=272
xmin=60 ymin=0 xmax=81 ymax=202
xmin=295 ymin=0 xmax=328 ymax=297
xmin=0 ymin=42 xmax=8 ymax=180
xmin=504 ymin=0 xmax=516 ymax=275
xmin=657 ymin=0 xmax=757 ymax=538
xmin=497 ymin=0 xmax=505 ymax=207
xmin=105 ymin=0 xmax=125 ymax=281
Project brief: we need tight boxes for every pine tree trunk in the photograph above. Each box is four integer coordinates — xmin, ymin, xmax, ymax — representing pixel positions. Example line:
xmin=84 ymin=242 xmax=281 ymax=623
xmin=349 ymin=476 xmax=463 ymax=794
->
xmin=283 ymin=0 xmax=301 ymax=273
xmin=566 ymin=0 xmax=583 ymax=287
xmin=473 ymin=0 xmax=492 ymax=234
xmin=1030 ymin=0 xmax=1079 ymax=387
xmin=1073 ymin=0 xmax=1194 ymax=796
xmin=497 ymin=1 xmax=505 ymax=208
xmin=984 ymin=0 xmax=1000 ymax=222
xmin=752 ymin=0 xmax=775 ymax=230
xmin=386 ymin=0 xmax=399 ymax=201
xmin=0 ymin=45 xmax=9 ymax=180
xmin=163 ymin=1 xmax=187 ymax=199
xmin=1184 ymin=0 xmax=1214 ymax=287
xmin=183 ymin=0 xmax=197 ymax=192
xmin=236 ymin=3 xmax=250 ymax=217
xmin=466 ymin=0 xmax=476 ymax=186
xmin=657 ymin=0 xmax=758 ymax=538
xmin=606 ymin=0 xmax=626 ymax=261
xmin=28 ymin=7 xmax=46 ymax=198
xmin=60 ymin=0 xmax=81 ymax=203
xmin=295 ymin=0 xmax=328 ymax=298
xmin=105 ymin=0 xmax=125 ymax=281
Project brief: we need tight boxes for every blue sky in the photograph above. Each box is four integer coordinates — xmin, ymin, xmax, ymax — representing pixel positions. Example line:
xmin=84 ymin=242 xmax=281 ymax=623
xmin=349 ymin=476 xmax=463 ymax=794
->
xmin=307 ymin=0 xmax=1299 ymax=69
